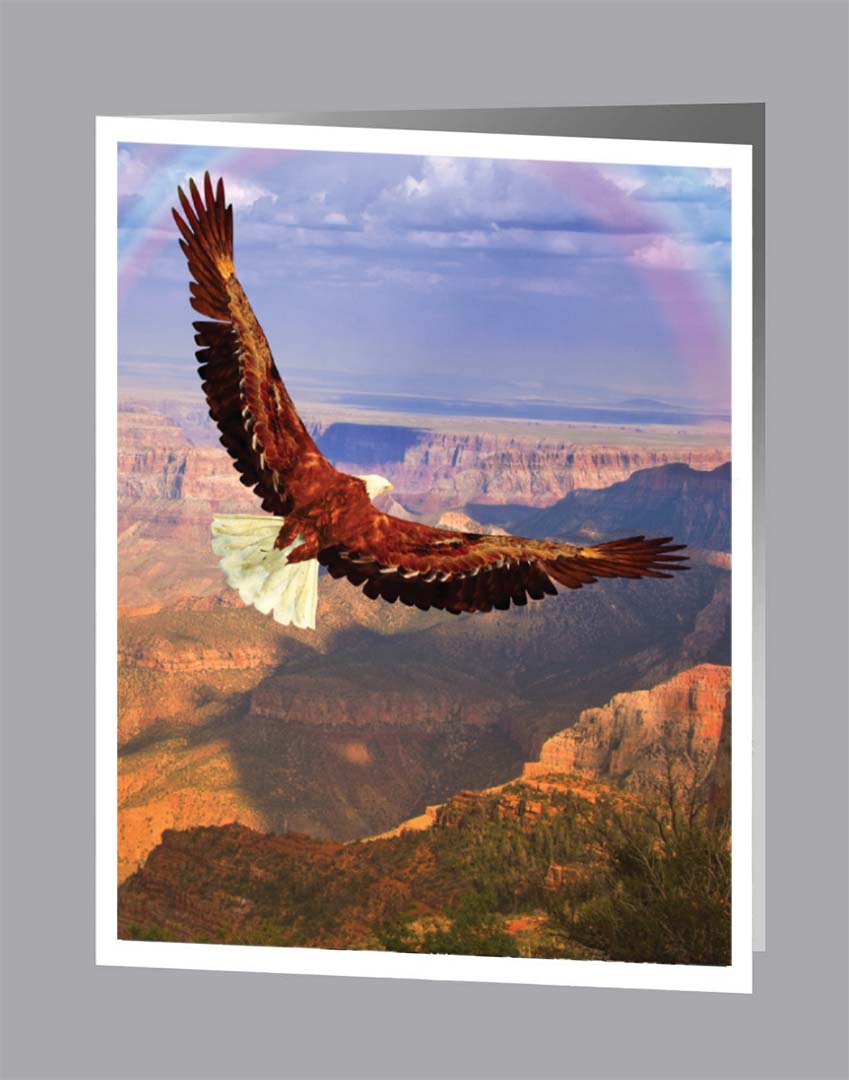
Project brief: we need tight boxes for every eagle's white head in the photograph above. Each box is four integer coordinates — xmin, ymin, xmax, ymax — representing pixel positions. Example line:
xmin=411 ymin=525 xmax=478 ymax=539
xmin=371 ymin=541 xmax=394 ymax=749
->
xmin=356 ymin=473 xmax=394 ymax=500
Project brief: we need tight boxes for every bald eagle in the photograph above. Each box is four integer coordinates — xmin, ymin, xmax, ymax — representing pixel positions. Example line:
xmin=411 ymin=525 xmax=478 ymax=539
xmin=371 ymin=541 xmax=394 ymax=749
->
xmin=173 ymin=174 xmax=688 ymax=630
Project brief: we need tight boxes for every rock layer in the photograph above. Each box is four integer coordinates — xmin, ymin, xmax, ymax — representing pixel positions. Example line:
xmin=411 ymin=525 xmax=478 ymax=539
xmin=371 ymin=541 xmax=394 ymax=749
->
xmin=119 ymin=405 xmax=730 ymax=518
xmin=529 ymin=664 xmax=731 ymax=787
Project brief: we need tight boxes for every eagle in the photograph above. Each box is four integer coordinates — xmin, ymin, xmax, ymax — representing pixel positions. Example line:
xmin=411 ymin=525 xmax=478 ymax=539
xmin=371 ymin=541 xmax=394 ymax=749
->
xmin=173 ymin=173 xmax=688 ymax=630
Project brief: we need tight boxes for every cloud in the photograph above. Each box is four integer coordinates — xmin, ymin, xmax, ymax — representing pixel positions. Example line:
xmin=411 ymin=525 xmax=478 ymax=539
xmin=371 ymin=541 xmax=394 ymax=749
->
xmin=630 ymin=236 xmax=698 ymax=271
xmin=364 ymin=265 xmax=444 ymax=290
xmin=599 ymin=169 xmax=646 ymax=196
xmin=219 ymin=178 xmax=277 ymax=209
xmin=370 ymin=156 xmax=598 ymax=234
xmin=707 ymin=169 xmax=731 ymax=190
xmin=123 ymin=145 xmax=729 ymax=310
xmin=230 ymin=156 xmax=730 ymax=273
xmin=119 ymin=147 xmax=276 ymax=213
xmin=405 ymin=226 xmax=578 ymax=255
xmin=118 ymin=148 xmax=148 ymax=197
xmin=631 ymin=167 xmax=731 ymax=205
xmin=120 ymin=145 xmax=732 ymax=413
xmin=629 ymin=235 xmax=730 ymax=273
xmin=243 ymin=187 xmax=358 ymax=231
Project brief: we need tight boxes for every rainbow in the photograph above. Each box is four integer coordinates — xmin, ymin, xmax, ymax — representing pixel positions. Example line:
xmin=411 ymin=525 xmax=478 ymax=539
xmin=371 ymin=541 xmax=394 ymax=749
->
xmin=531 ymin=159 xmax=730 ymax=407
xmin=117 ymin=143 xmax=293 ymax=299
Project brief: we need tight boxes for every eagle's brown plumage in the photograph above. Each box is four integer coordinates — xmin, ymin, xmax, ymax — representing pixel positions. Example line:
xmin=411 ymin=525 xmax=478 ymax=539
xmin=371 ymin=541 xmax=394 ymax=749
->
xmin=174 ymin=173 xmax=688 ymax=618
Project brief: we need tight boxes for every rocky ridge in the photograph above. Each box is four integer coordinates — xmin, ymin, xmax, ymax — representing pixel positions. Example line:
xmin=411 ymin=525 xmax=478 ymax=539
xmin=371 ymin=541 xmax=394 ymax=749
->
xmin=527 ymin=663 xmax=730 ymax=786
xmin=119 ymin=404 xmax=729 ymax=516
xmin=116 ymin=402 xmax=732 ymax=882
xmin=118 ymin=664 xmax=733 ymax=960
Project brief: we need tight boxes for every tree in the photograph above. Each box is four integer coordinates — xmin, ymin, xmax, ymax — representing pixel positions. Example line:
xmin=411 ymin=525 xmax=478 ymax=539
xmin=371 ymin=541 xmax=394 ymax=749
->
xmin=568 ymin=741 xmax=732 ymax=966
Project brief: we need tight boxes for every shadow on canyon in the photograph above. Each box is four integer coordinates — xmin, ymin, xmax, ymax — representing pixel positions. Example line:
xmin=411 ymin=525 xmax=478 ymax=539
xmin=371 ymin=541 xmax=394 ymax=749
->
xmin=119 ymin=563 xmax=730 ymax=845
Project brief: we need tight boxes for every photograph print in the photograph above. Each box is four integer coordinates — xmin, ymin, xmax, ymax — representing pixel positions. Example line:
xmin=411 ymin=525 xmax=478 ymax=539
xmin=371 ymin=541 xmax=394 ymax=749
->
xmin=98 ymin=119 xmax=752 ymax=992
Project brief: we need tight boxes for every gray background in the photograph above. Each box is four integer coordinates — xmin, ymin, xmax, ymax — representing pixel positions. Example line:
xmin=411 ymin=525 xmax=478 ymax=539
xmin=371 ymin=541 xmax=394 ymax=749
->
xmin=1 ymin=2 xmax=846 ymax=1078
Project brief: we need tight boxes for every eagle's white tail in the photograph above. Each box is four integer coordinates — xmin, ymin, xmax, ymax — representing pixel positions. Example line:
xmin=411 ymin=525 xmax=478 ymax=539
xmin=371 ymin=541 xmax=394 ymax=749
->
xmin=210 ymin=515 xmax=318 ymax=630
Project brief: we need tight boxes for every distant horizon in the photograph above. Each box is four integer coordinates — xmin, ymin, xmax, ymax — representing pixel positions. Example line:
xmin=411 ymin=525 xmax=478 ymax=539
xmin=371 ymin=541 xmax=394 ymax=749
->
xmin=118 ymin=355 xmax=731 ymax=428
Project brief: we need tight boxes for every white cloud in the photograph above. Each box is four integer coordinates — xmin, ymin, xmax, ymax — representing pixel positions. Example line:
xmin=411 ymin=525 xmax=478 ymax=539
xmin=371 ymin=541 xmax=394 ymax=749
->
xmin=118 ymin=150 xmax=276 ymax=213
xmin=208 ymin=177 xmax=276 ymax=210
xmin=707 ymin=169 xmax=731 ymax=190
xmin=628 ymin=236 xmax=730 ymax=273
xmin=629 ymin=236 xmax=698 ymax=271
xmin=630 ymin=169 xmax=731 ymax=205
xmin=599 ymin=169 xmax=645 ymax=196
xmin=401 ymin=175 xmax=429 ymax=197
xmin=406 ymin=226 xmax=578 ymax=256
xmin=118 ymin=148 xmax=148 ymax=196
xmin=373 ymin=156 xmax=562 ymax=231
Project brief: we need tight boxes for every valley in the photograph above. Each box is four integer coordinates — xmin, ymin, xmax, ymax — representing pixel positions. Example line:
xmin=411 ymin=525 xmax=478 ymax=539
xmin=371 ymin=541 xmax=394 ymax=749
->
xmin=116 ymin=399 xmax=731 ymax=884
xmin=119 ymin=664 xmax=732 ymax=964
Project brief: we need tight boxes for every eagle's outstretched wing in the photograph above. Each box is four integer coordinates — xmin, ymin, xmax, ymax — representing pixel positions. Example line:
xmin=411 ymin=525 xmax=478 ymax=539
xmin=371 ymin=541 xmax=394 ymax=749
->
xmin=175 ymin=173 xmax=688 ymax=618
xmin=172 ymin=172 xmax=337 ymax=516
xmin=320 ymin=518 xmax=689 ymax=615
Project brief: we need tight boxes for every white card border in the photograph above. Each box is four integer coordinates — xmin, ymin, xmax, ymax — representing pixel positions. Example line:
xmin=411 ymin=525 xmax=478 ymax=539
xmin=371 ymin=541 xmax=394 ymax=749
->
xmin=96 ymin=115 xmax=753 ymax=994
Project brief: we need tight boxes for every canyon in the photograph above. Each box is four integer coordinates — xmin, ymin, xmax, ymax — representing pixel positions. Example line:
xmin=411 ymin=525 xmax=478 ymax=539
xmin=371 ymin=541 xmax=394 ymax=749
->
xmin=310 ymin=421 xmax=729 ymax=514
xmin=529 ymin=663 xmax=730 ymax=786
xmin=116 ymin=400 xmax=731 ymax=884
xmin=118 ymin=663 xmax=732 ymax=959
xmin=118 ymin=401 xmax=729 ymax=517
xmin=507 ymin=459 xmax=732 ymax=550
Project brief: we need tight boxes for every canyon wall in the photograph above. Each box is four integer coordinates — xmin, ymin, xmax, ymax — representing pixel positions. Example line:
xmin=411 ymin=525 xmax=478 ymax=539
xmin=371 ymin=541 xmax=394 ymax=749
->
xmin=528 ymin=664 xmax=730 ymax=789
xmin=119 ymin=662 xmax=734 ymax=957
xmin=119 ymin=405 xmax=729 ymax=517
xmin=116 ymin=402 xmax=732 ymax=881
xmin=519 ymin=461 xmax=732 ymax=550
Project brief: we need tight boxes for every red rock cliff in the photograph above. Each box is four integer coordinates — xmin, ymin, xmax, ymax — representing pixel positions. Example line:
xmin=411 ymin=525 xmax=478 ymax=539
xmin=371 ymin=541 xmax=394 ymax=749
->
xmin=119 ymin=405 xmax=729 ymax=514
xmin=528 ymin=664 xmax=731 ymax=787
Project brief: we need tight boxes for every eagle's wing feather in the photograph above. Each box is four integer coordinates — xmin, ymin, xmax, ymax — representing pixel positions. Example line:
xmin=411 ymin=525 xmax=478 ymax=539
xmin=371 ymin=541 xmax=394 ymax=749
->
xmin=173 ymin=173 xmax=336 ymax=516
xmin=320 ymin=518 xmax=688 ymax=615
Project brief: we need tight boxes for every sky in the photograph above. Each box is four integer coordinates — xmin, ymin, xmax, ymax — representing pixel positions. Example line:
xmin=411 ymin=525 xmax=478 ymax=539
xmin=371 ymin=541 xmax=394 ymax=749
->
xmin=117 ymin=142 xmax=732 ymax=416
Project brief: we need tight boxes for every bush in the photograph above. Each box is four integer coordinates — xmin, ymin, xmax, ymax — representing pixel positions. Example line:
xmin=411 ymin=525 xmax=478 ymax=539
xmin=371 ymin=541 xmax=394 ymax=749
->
xmin=568 ymin=789 xmax=731 ymax=966
xmin=377 ymin=891 xmax=520 ymax=958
